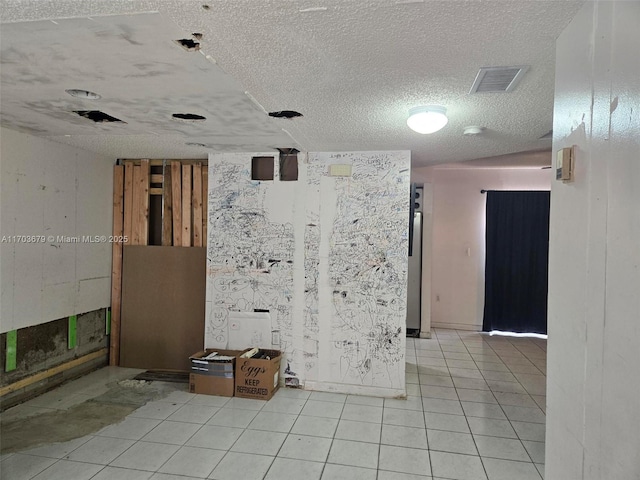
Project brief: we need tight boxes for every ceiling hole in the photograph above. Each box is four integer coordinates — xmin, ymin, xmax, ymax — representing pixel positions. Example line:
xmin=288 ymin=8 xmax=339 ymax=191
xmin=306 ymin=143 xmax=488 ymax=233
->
xmin=74 ymin=110 xmax=124 ymax=123
xmin=172 ymin=113 xmax=206 ymax=121
xmin=268 ymin=110 xmax=303 ymax=119
xmin=185 ymin=142 xmax=208 ymax=147
xmin=202 ymin=4 xmax=211 ymax=10
xmin=65 ymin=89 xmax=101 ymax=100
xmin=192 ymin=33 xmax=203 ymax=40
xmin=174 ymin=39 xmax=200 ymax=51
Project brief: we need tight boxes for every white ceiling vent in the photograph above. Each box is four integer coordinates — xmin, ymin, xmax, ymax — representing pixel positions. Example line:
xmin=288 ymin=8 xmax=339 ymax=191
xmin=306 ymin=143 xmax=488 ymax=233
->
xmin=469 ymin=66 xmax=529 ymax=93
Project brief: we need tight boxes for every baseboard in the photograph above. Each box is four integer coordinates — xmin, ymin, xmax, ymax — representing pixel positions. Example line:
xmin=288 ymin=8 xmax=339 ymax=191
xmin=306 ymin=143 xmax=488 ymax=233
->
xmin=431 ymin=322 xmax=482 ymax=332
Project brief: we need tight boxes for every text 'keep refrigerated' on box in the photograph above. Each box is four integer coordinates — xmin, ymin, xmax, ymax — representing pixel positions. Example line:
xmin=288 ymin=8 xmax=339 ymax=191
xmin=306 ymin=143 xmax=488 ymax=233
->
xmin=235 ymin=349 xmax=281 ymax=400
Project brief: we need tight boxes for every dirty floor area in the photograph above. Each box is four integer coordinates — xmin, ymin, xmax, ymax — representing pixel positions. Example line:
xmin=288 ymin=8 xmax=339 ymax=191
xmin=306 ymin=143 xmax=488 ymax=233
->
xmin=1 ymin=367 xmax=183 ymax=454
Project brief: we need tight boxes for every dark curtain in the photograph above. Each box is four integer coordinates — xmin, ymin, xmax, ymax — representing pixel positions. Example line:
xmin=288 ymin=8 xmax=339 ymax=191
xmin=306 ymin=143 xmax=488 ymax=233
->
xmin=483 ymin=191 xmax=550 ymax=334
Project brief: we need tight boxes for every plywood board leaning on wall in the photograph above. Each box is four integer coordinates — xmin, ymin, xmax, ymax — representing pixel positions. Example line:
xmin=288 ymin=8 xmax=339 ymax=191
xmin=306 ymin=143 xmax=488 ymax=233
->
xmin=120 ymin=246 xmax=206 ymax=371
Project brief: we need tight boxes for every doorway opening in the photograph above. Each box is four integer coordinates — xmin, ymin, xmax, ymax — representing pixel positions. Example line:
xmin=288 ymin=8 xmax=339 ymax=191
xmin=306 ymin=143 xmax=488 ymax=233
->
xmin=482 ymin=190 xmax=550 ymax=335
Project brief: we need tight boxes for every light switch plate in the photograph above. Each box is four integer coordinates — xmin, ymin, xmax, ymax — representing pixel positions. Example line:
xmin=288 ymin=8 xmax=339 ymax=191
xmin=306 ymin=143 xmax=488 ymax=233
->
xmin=556 ymin=146 xmax=574 ymax=182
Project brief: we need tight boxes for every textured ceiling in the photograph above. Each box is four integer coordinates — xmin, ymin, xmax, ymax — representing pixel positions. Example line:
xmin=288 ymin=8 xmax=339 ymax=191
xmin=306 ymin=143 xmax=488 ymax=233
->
xmin=0 ymin=0 xmax=584 ymax=166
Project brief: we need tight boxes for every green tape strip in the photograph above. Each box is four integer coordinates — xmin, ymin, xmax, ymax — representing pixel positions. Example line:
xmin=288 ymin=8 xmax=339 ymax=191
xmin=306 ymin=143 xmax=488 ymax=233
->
xmin=6 ymin=330 xmax=17 ymax=372
xmin=106 ymin=308 xmax=111 ymax=335
xmin=68 ymin=315 xmax=77 ymax=349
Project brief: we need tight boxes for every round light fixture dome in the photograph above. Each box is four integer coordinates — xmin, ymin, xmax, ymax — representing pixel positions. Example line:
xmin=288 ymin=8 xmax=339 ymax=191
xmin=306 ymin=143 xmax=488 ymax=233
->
xmin=407 ymin=105 xmax=448 ymax=134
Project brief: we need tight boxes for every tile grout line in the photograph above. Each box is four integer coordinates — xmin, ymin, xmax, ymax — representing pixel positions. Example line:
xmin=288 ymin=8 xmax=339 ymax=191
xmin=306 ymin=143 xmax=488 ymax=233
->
xmin=480 ymin=334 xmax=545 ymax=478
xmin=13 ymin=330 xmax=544 ymax=480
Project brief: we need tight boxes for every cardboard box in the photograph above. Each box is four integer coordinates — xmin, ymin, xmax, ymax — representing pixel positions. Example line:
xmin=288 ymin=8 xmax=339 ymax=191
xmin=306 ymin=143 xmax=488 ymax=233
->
xmin=189 ymin=349 xmax=242 ymax=375
xmin=189 ymin=373 xmax=235 ymax=396
xmin=235 ymin=349 xmax=282 ymax=401
xmin=188 ymin=349 xmax=244 ymax=396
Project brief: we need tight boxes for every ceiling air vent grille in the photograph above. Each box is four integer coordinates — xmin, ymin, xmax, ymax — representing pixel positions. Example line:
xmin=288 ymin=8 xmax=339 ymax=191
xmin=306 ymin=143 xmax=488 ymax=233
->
xmin=469 ymin=66 xmax=529 ymax=93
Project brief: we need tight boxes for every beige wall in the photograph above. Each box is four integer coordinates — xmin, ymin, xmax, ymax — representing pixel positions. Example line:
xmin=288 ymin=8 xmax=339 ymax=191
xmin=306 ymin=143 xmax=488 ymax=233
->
xmin=546 ymin=2 xmax=640 ymax=478
xmin=413 ymin=164 xmax=551 ymax=331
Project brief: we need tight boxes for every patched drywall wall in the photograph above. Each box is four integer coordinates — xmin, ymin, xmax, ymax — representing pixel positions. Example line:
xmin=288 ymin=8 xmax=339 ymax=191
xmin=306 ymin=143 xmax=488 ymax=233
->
xmin=0 ymin=127 xmax=113 ymax=333
xmin=206 ymin=151 xmax=410 ymax=396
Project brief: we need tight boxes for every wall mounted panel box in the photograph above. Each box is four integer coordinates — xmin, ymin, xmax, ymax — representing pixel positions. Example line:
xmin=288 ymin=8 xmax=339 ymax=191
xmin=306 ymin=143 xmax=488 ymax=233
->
xmin=189 ymin=349 xmax=245 ymax=396
xmin=235 ymin=349 xmax=282 ymax=400
xmin=556 ymin=146 xmax=575 ymax=182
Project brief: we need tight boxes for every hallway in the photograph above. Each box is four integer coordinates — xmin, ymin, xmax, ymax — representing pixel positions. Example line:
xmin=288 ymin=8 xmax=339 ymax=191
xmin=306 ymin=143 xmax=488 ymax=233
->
xmin=1 ymin=329 xmax=547 ymax=480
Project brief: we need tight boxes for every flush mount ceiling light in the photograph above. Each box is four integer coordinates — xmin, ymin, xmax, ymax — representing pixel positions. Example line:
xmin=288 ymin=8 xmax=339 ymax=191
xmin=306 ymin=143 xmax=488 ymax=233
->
xmin=407 ymin=106 xmax=448 ymax=134
xmin=65 ymin=89 xmax=101 ymax=100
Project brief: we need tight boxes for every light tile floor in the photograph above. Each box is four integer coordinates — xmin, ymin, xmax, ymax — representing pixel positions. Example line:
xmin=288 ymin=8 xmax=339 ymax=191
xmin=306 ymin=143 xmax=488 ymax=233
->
xmin=1 ymin=329 xmax=547 ymax=480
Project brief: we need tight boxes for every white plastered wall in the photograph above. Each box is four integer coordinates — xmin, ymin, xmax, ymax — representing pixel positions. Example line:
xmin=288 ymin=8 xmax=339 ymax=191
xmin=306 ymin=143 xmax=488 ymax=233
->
xmin=0 ymin=127 xmax=113 ymax=333
xmin=206 ymin=151 xmax=410 ymax=397
xmin=546 ymin=2 xmax=640 ymax=478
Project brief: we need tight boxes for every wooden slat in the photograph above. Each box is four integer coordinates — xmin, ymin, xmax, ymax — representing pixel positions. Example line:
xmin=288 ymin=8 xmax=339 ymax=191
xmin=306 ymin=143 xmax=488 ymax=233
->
xmin=110 ymin=165 xmax=124 ymax=366
xmin=120 ymin=159 xmax=165 ymax=167
xmin=202 ymin=168 xmax=208 ymax=245
xmin=165 ymin=159 xmax=209 ymax=166
xmin=149 ymin=188 xmax=163 ymax=195
xmin=171 ymin=161 xmax=182 ymax=246
xmin=192 ymin=163 xmax=203 ymax=247
xmin=150 ymin=174 xmax=164 ymax=184
xmin=182 ymin=164 xmax=192 ymax=247
xmin=0 ymin=349 xmax=108 ymax=397
xmin=121 ymin=159 xmax=207 ymax=167
xmin=131 ymin=165 xmax=142 ymax=245
xmin=123 ymin=162 xmax=134 ymax=244
xmin=162 ymin=163 xmax=173 ymax=246
xmin=140 ymin=159 xmax=150 ymax=246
